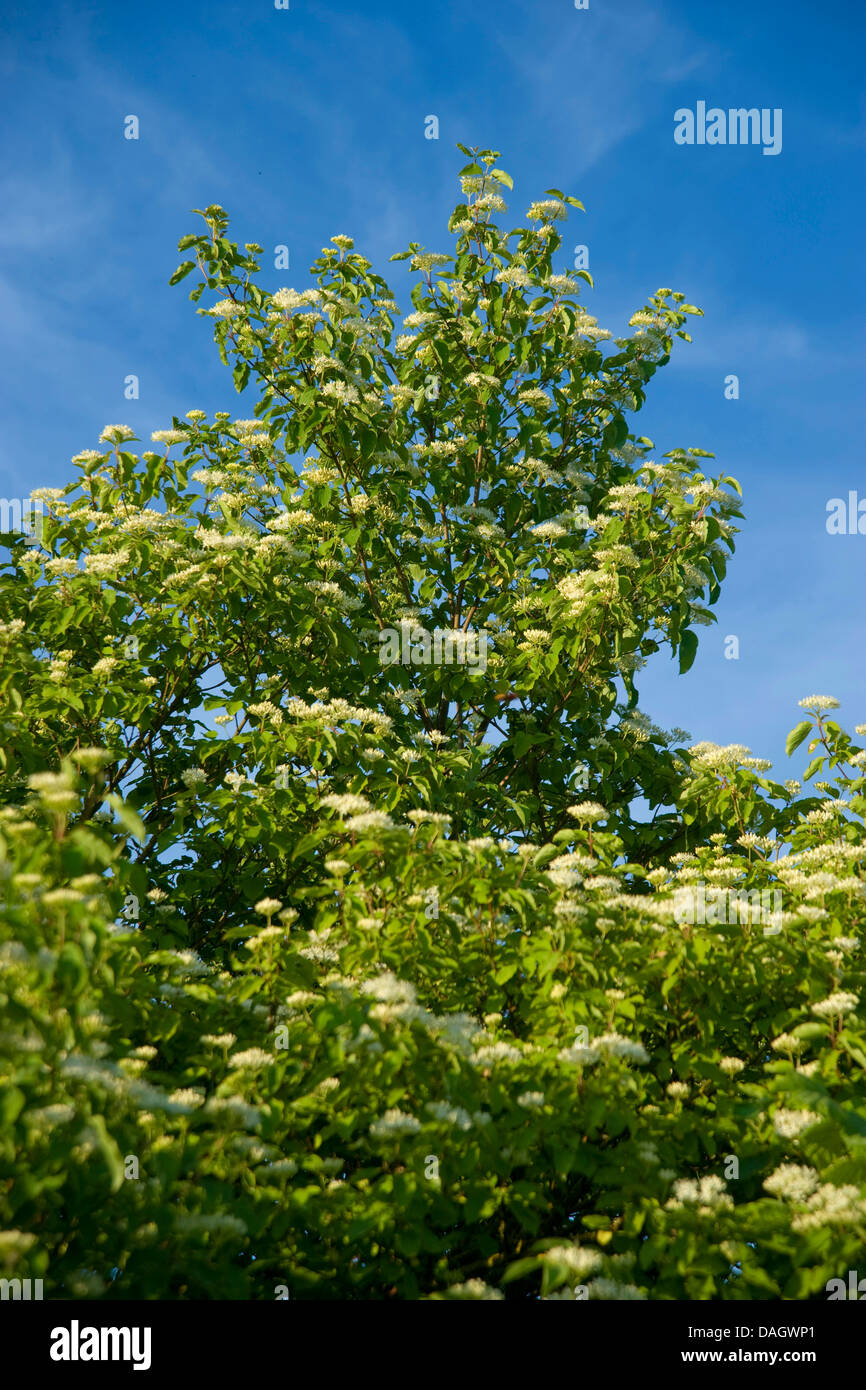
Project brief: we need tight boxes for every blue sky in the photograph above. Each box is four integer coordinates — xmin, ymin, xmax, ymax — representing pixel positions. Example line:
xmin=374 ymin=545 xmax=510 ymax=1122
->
xmin=1 ymin=0 xmax=863 ymax=775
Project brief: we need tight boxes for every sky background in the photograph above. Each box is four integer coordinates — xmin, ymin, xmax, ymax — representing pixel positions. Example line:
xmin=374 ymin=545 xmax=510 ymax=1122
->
xmin=0 ymin=0 xmax=863 ymax=777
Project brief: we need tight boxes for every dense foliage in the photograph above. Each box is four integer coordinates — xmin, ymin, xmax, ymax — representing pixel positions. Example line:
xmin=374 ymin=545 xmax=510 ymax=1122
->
xmin=1 ymin=149 xmax=865 ymax=1300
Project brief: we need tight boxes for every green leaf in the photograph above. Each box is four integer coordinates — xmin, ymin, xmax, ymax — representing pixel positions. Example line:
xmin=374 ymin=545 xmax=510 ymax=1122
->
xmin=86 ymin=1114 xmax=125 ymax=1193
xmin=106 ymin=795 xmax=146 ymax=842
xmin=0 ymin=1086 xmax=25 ymax=1126
xmin=785 ymin=721 xmax=812 ymax=756
xmin=169 ymin=261 xmax=196 ymax=286
xmin=678 ymin=629 xmax=699 ymax=674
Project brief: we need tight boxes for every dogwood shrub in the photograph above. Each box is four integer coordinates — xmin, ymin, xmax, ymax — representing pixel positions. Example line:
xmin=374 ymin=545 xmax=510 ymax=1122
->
xmin=1 ymin=149 xmax=864 ymax=1300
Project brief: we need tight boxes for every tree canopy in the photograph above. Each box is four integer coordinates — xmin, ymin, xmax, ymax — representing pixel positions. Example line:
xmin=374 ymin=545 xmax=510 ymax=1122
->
xmin=1 ymin=148 xmax=864 ymax=1300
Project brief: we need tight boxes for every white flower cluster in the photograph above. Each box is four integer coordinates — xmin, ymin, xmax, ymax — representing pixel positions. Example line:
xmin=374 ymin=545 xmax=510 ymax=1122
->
xmin=425 ymin=1101 xmax=474 ymax=1130
xmin=527 ymin=200 xmax=567 ymax=221
xmin=572 ymin=310 xmax=611 ymax=341
xmin=195 ymin=526 xmax=255 ymax=551
xmin=369 ymin=1108 xmax=421 ymax=1139
xmin=567 ymin=801 xmax=607 ymax=824
xmin=228 ymin=1048 xmax=273 ymax=1070
xmin=517 ymin=386 xmax=552 ymax=406
xmin=517 ymin=1091 xmax=545 ymax=1109
xmin=99 ymin=424 xmax=136 ymax=443
xmin=254 ymin=897 xmax=282 ymax=917
xmin=247 ymin=700 xmax=283 ymax=726
xmin=44 ymin=558 xmax=79 ymax=578
xmin=267 ymin=509 xmax=315 ymax=532
xmin=447 ymin=1280 xmax=504 ymax=1301
xmin=811 ymin=991 xmax=858 ymax=1019
xmin=719 ymin=1057 xmax=745 ymax=1075
xmin=84 ymin=551 xmax=130 ymax=577
xmin=772 ymin=1108 xmax=818 ymax=1140
xmin=305 ymin=579 xmax=362 ymax=611
xmin=410 ymin=252 xmax=451 ymax=272
xmin=284 ymin=697 xmax=392 ymax=735
xmin=322 ymin=380 xmax=360 ymax=405
xmin=475 ymin=193 xmax=507 ymax=213
xmin=268 ymin=290 xmax=322 ymax=323
xmin=204 ymin=1096 xmax=262 ymax=1129
xmin=596 ymin=1033 xmax=649 ymax=1063
xmin=343 ymin=811 xmax=397 ymax=833
xmin=688 ymin=742 xmax=764 ymax=771
xmin=407 ymin=808 xmax=451 ymax=828
xmin=541 ymin=1244 xmax=602 ymax=1277
xmin=545 ymin=274 xmax=582 ymax=295
xmin=402 ymin=311 xmax=436 ymax=330
xmin=494 ymin=266 xmax=531 ymax=288
xmin=464 ymin=371 xmax=501 ymax=389
xmin=151 ymin=429 xmax=187 ymax=446
xmin=320 ymin=793 xmax=371 ymax=816
xmin=472 ymin=1041 xmax=523 ymax=1066
xmin=558 ymin=1044 xmax=600 ymax=1065
xmin=556 ymin=569 xmax=619 ymax=614
xmin=205 ymin=299 xmax=245 ymax=319
xmin=360 ymin=972 xmax=416 ymax=1006
xmin=791 ymin=1183 xmax=866 ymax=1232
xmin=763 ymin=1164 xmax=819 ymax=1202
xmin=666 ymin=1175 xmax=732 ymax=1212
xmin=587 ymin=1279 xmax=647 ymax=1300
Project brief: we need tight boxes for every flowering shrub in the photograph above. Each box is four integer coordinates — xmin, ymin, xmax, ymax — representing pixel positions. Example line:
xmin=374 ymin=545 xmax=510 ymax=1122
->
xmin=1 ymin=149 xmax=864 ymax=1300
